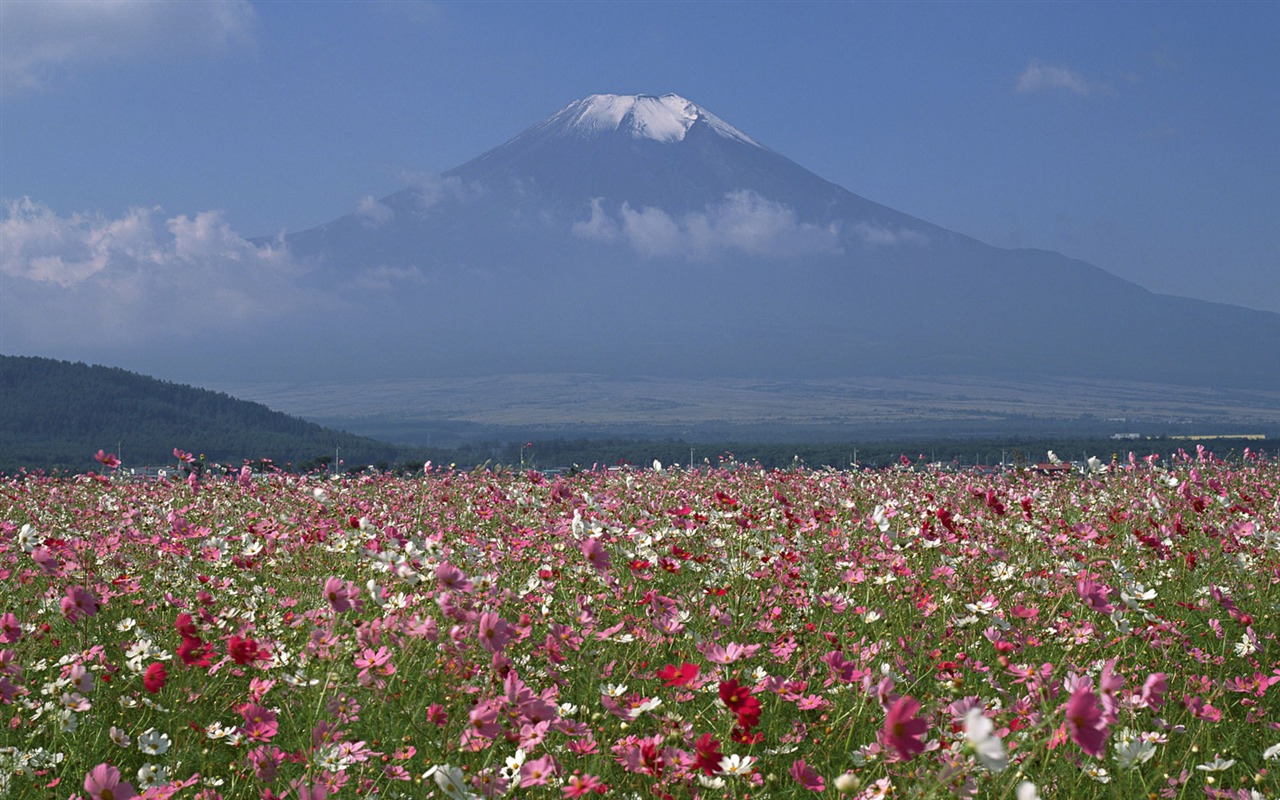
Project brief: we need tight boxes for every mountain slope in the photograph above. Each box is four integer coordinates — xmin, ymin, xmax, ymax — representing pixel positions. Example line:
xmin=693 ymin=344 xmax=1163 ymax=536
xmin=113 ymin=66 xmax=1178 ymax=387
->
xmin=0 ymin=355 xmax=403 ymax=472
xmin=280 ymin=93 xmax=1279 ymax=391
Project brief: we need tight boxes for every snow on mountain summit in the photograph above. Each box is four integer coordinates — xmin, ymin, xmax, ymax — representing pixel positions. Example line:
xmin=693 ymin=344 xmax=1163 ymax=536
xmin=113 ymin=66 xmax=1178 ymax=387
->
xmin=540 ymin=93 xmax=760 ymax=146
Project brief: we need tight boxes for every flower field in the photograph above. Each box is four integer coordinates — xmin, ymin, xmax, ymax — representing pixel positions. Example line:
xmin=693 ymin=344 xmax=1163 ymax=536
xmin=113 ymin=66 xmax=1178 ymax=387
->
xmin=1 ymin=449 xmax=1278 ymax=799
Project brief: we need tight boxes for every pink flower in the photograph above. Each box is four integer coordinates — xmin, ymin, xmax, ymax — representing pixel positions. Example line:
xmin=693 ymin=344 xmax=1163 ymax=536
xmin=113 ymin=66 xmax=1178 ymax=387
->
xmin=562 ymin=773 xmax=607 ymax=797
xmin=477 ymin=612 xmax=513 ymax=654
xmin=581 ymin=538 xmax=611 ymax=573
xmin=1065 ymin=687 xmax=1108 ymax=757
xmin=1140 ymin=672 xmax=1169 ymax=710
xmin=322 ymin=577 xmax=359 ymax=613
xmin=0 ymin=613 xmax=20 ymax=643
xmin=520 ymin=754 xmax=558 ymax=787
xmin=83 ymin=763 xmax=137 ymax=800
xmin=61 ymin=585 xmax=100 ymax=622
xmin=789 ymin=759 xmax=826 ymax=792
xmin=94 ymin=450 xmax=121 ymax=469
xmin=239 ymin=703 xmax=280 ymax=742
xmin=879 ymin=695 xmax=928 ymax=761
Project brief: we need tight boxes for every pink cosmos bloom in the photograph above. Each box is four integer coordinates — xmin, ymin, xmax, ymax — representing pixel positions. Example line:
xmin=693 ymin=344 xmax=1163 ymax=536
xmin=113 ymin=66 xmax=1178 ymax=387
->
xmin=94 ymin=450 xmax=121 ymax=469
xmin=247 ymin=745 xmax=283 ymax=782
xmin=322 ymin=577 xmax=359 ymax=613
xmin=61 ymin=585 xmax=100 ymax=622
xmin=581 ymin=538 xmax=611 ymax=573
xmin=0 ymin=613 xmax=20 ymax=643
xmin=84 ymin=763 xmax=137 ymax=800
xmin=436 ymin=562 xmax=474 ymax=593
xmin=520 ymin=754 xmax=558 ymax=787
xmin=477 ymin=612 xmax=513 ymax=654
xmin=239 ymin=703 xmax=280 ymax=742
xmin=1140 ymin=673 xmax=1168 ymax=709
xmin=1076 ymin=573 xmax=1116 ymax=614
xmin=879 ymin=695 xmax=928 ymax=761
xmin=789 ymin=759 xmax=826 ymax=791
xmin=562 ymin=774 xmax=607 ymax=797
xmin=1065 ymin=687 xmax=1108 ymax=757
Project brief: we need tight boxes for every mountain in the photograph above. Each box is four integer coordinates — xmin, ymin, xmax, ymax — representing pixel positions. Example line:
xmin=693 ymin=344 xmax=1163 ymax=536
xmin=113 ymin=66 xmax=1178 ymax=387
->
xmin=0 ymin=355 xmax=403 ymax=473
xmin=280 ymin=93 xmax=1279 ymax=393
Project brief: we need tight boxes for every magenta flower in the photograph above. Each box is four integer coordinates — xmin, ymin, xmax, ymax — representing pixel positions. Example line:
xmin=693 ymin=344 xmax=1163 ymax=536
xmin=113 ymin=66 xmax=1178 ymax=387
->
xmin=581 ymin=537 xmax=611 ymax=573
xmin=322 ymin=576 xmax=359 ymax=613
xmin=1065 ymin=686 xmax=1108 ymax=757
xmin=0 ymin=613 xmax=20 ymax=643
xmin=60 ymin=585 xmax=100 ymax=622
xmin=520 ymin=754 xmax=558 ymax=787
xmin=879 ymin=695 xmax=928 ymax=761
xmin=789 ymin=759 xmax=826 ymax=791
xmin=477 ymin=611 xmax=514 ymax=654
xmin=142 ymin=662 xmax=167 ymax=693
xmin=84 ymin=763 xmax=137 ymax=800
xmin=239 ymin=702 xmax=280 ymax=742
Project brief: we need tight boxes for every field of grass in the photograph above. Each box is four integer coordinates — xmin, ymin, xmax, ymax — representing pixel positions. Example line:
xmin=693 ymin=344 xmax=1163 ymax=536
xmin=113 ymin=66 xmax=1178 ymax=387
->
xmin=1 ymin=447 xmax=1277 ymax=798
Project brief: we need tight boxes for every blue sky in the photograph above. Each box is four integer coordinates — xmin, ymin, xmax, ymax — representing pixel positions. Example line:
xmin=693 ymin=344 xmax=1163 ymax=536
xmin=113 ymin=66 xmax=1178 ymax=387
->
xmin=3 ymin=0 xmax=1278 ymax=314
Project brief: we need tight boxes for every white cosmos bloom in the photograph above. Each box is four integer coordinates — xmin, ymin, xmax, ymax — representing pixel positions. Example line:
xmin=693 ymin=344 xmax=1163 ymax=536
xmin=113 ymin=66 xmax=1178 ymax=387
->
xmin=1264 ymin=742 xmax=1280 ymax=760
xmin=430 ymin=765 xmax=477 ymax=800
xmin=1016 ymin=782 xmax=1041 ymax=800
xmin=137 ymin=728 xmax=172 ymax=756
xmin=963 ymin=708 xmax=1007 ymax=772
xmin=1196 ymin=756 xmax=1237 ymax=772
xmin=719 ymin=754 xmax=755 ymax=776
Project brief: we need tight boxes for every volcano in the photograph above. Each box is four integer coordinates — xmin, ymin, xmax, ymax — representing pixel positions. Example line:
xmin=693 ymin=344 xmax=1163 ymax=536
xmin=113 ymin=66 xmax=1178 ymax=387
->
xmin=279 ymin=93 xmax=1278 ymax=391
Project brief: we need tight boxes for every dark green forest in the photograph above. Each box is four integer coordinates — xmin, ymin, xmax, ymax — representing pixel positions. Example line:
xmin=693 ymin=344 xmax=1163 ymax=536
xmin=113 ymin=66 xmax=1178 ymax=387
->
xmin=0 ymin=355 xmax=401 ymax=473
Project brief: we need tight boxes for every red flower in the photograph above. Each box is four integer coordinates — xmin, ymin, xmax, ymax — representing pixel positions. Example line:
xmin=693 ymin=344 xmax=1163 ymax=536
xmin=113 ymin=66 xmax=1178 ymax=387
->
xmin=229 ymin=635 xmax=266 ymax=665
xmin=657 ymin=662 xmax=699 ymax=687
xmin=693 ymin=733 xmax=723 ymax=776
xmin=142 ymin=662 xmax=168 ymax=693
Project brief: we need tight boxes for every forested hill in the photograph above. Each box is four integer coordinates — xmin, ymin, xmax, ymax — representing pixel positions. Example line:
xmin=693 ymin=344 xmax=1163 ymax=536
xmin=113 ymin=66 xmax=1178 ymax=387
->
xmin=0 ymin=355 xmax=403 ymax=473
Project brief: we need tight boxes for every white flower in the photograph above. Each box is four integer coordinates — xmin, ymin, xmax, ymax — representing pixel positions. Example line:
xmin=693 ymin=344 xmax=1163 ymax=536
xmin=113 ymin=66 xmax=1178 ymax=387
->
xmin=430 ymin=764 xmax=477 ymax=800
xmin=963 ymin=708 xmax=1007 ymax=772
xmin=1196 ymin=756 xmax=1236 ymax=772
xmin=1264 ymin=742 xmax=1280 ymax=760
xmin=1016 ymin=782 xmax=1041 ymax=800
xmin=719 ymin=753 xmax=755 ymax=776
xmin=502 ymin=748 xmax=527 ymax=779
xmin=137 ymin=763 xmax=167 ymax=789
xmin=1114 ymin=737 xmax=1157 ymax=770
xmin=1085 ymin=765 xmax=1110 ymax=783
xmin=137 ymin=728 xmax=171 ymax=756
xmin=1234 ymin=634 xmax=1258 ymax=657
xmin=601 ymin=683 xmax=627 ymax=698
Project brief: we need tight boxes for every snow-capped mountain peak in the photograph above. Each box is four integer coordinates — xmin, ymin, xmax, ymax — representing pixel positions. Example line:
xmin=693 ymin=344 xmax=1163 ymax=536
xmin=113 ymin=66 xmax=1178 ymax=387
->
xmin=542 ymin=93 xmax=760 ymax=146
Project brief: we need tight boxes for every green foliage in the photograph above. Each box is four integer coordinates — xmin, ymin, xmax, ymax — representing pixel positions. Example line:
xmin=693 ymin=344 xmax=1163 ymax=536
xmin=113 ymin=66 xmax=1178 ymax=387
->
xmin=0 ymin=355 xmax=402 ymax=473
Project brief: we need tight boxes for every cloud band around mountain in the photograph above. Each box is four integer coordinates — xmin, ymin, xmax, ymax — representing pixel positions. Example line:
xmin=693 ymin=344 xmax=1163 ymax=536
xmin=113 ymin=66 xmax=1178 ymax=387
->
xmin=572 ymin=191 xmax=844 ymax=259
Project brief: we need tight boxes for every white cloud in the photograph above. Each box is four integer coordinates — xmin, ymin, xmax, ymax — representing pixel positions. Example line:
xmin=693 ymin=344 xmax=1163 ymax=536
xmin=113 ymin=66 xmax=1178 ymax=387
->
xmin=1014 ymin=59 xmax=1092 ymax=96
xmin=1 ymin=198 xmax=314 ymax=349
xmin=356 ymin=195 xmax=394 ymax=228
xmin=853 ymin=221 xmax=928 ymax=247
xmin=0 ymin=0 xmax=255 ymax=95
xmin=396 ymin=169 xmax=479 ymax=209
xmin=575 ymin=191 xmax=843 ymax=260
xmin=571 ymin=197 xmax=619 ymax=243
